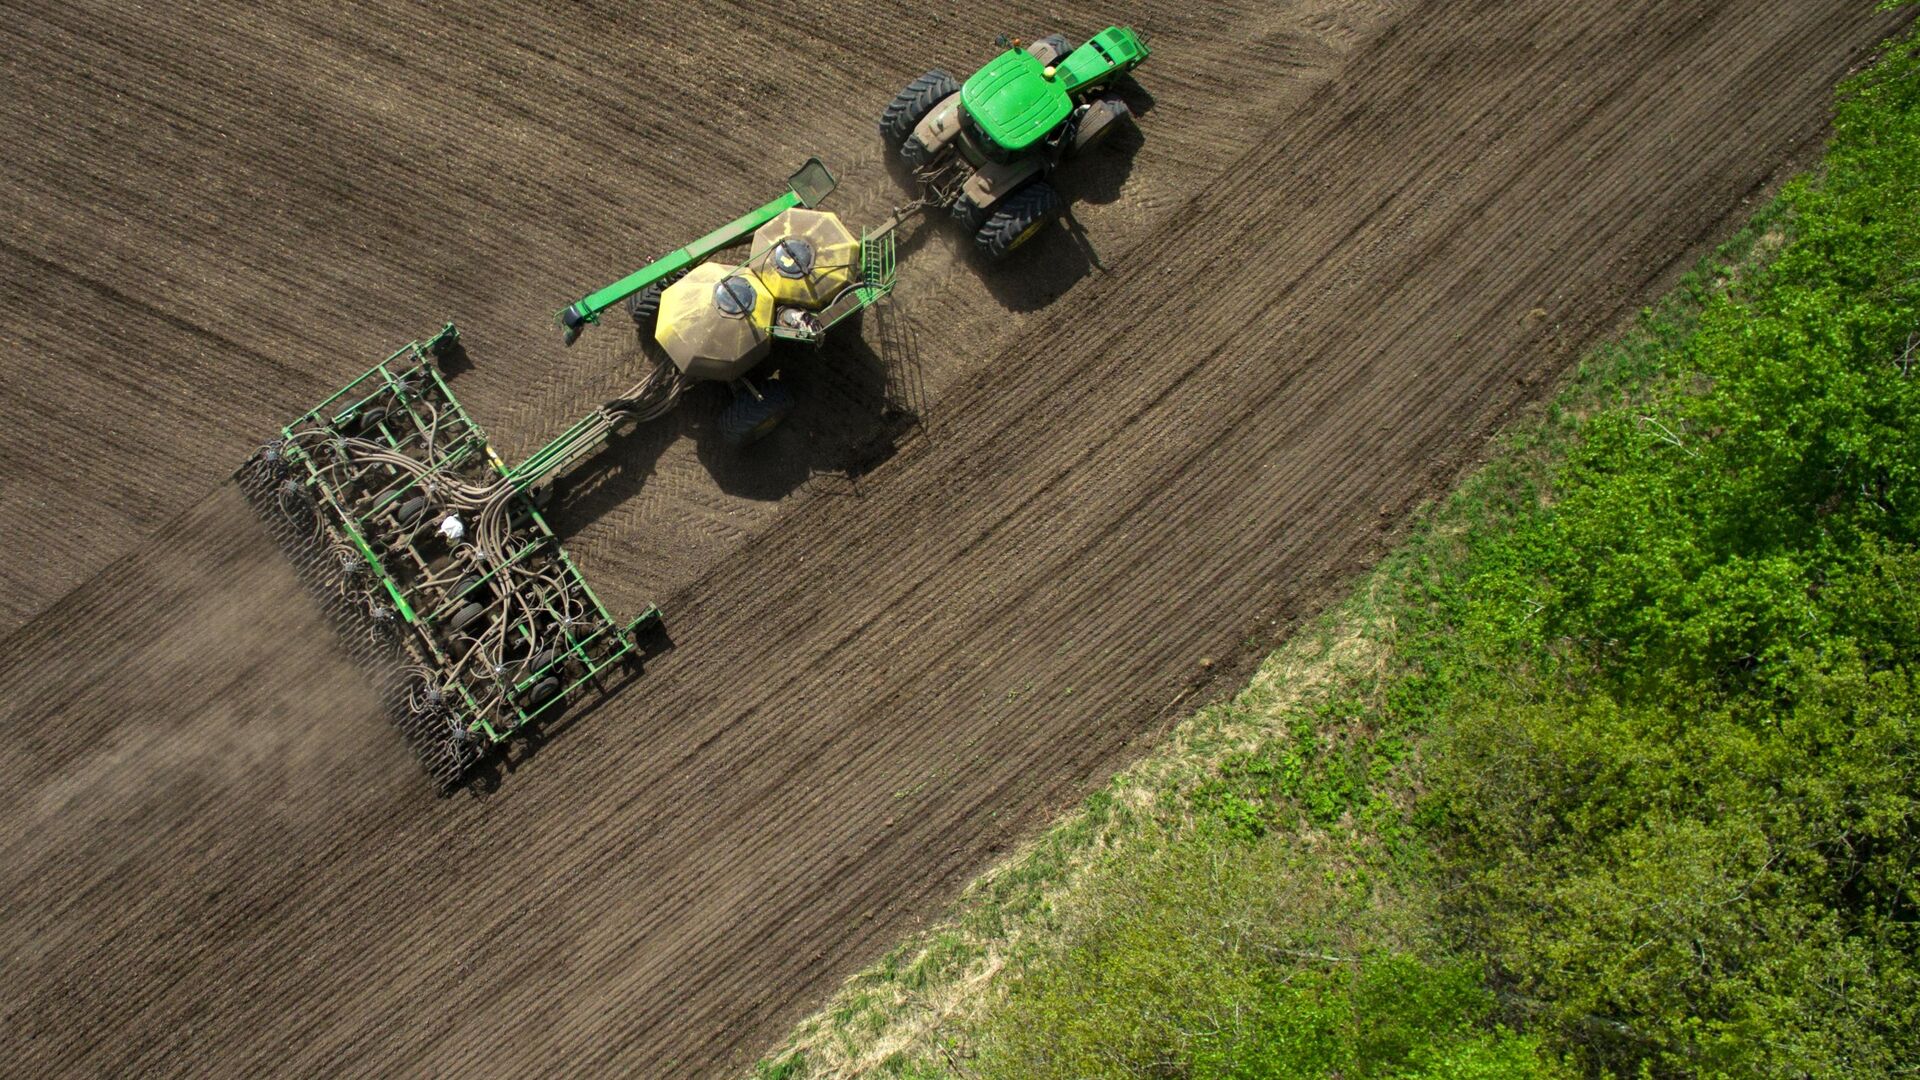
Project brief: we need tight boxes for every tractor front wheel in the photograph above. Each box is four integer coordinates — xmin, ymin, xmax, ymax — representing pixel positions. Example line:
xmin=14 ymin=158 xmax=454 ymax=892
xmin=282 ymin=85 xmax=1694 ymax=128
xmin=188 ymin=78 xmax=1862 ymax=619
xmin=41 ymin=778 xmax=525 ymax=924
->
xmin=1027 ymin=34 xmax=1075 ymax=66
xmin=880 ymin=70 xmax=960 ymax=155
xmin=975 ymin=182 xmax=1065 ymax=260
xmin=718 ymin=380 xmax=796 ymax=448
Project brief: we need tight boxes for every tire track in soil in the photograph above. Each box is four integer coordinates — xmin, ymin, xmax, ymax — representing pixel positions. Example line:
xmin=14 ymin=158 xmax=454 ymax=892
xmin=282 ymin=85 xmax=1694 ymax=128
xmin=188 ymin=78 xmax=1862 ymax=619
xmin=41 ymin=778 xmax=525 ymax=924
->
xmin=0 ymin=0 xmax=1906 ymax=1076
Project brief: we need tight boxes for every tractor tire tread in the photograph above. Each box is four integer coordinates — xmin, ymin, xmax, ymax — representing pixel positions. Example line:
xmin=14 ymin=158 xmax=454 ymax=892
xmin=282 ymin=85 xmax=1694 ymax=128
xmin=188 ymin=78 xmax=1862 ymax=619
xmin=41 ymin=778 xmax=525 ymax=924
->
xmin=974 ymin=181 xmax=1066 ymax=260
xmin=880 ymin=70 xmax=960 ymax=152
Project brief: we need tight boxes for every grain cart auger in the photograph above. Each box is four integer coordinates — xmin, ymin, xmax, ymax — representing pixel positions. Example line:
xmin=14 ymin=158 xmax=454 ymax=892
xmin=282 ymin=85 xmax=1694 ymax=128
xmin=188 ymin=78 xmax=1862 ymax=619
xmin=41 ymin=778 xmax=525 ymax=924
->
xmin=879 ymin=25 xmax=1149 ymax=259
xmin=560 ymin=157 xmax=903 ymax=446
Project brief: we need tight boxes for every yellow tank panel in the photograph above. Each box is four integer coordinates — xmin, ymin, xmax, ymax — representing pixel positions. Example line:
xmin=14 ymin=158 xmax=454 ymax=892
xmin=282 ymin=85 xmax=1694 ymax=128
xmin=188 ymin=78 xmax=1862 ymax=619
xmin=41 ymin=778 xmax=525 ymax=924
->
xmin=655 ymin=261 xmax=774 ymax=381
xmin=750 ymin=208 xmax=860 ymax=309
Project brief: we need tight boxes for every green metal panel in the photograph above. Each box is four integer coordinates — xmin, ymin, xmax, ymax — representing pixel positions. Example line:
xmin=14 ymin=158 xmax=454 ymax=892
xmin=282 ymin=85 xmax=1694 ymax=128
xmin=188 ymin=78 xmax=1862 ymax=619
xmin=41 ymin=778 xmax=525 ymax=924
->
xmin=1056 ymin=25 xmax=1150 ymax=93
xmin=960 ymin=49 xmax=1073 ymax=153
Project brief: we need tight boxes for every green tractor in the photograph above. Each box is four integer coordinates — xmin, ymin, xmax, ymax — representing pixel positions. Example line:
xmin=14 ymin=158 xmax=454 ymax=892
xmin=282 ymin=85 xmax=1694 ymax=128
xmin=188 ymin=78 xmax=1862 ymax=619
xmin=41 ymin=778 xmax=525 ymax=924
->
xmin=879 ymin=25 xmax=1150 ymax=259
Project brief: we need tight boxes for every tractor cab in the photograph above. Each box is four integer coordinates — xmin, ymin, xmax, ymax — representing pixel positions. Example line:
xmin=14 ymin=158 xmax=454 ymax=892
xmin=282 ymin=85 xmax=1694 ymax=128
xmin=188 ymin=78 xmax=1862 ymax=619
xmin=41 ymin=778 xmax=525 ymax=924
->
xmin=1052 ymin=26 xmax=1151 ymax=91
xmin=960 ymin=49 xmax=1073 ymax=159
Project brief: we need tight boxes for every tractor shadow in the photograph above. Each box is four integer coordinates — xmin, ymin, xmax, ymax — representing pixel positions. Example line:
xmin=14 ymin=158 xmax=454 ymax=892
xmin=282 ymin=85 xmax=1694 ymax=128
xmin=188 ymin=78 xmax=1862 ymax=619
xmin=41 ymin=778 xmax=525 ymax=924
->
xmin=977 ymin=116 xmax=1150 ymax=311
xmin=979 ymin=218 xmax=1099 ymax=314
xmin=1066 ymin=107 xmax=1148 ymax=207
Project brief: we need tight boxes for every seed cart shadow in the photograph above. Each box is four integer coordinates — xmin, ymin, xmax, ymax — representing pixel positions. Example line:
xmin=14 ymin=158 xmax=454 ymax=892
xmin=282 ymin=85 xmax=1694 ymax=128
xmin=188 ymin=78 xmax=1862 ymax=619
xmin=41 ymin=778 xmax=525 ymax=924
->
xmin=546 ymin=330 xmax=915 ymax=541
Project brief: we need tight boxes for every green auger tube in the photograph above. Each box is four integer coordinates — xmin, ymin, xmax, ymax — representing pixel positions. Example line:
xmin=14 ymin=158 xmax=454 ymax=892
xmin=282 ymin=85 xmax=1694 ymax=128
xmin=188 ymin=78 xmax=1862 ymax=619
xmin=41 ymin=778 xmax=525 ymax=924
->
xmin=558 ymin=158 xmax=838 ymax=345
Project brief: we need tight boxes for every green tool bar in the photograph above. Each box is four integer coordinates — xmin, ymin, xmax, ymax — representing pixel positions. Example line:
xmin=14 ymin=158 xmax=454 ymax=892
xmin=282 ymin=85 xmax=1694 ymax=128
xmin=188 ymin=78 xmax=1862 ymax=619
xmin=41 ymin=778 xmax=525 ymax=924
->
xmin=558 ymin=158 xmax=838 ymax=344
xmin=558 ymin=191 xmax=800 ymax=344
xmin=505 ymin=412 xmax=607 ymax=491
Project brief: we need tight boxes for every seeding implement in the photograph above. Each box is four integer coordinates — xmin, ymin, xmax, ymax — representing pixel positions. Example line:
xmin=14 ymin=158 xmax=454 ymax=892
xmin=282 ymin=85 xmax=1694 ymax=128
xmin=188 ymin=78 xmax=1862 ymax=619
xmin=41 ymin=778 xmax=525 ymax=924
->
xmin=238 ymin=327 xmax=663 ymax=787
xmin=244 ymin=25 xmax=1146 ymax=787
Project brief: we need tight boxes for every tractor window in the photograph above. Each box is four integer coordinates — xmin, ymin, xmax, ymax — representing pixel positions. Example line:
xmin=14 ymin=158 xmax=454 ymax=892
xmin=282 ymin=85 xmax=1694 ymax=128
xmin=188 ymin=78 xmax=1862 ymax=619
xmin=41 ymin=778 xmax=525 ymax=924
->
xmin=961 ymin=111 xmax=1017 ymax=165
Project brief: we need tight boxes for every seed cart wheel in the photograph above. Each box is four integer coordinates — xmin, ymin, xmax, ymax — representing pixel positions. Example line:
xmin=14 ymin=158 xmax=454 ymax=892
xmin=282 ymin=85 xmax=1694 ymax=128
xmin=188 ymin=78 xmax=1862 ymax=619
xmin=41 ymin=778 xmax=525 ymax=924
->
xmin=627 ymin=267 xmax=687 ymax=333
xmin=1027 ymin=33 xmax=1076 ymax=66
xmin=879 ymin=70 xmax=960 ymax=153
xmin=974 ymin=181 xmax=1066 ymax=260
xmin=718 ymin=380 xmax=796 ymax=448
xmin=450 ymin=601 xmax=488 ymax=633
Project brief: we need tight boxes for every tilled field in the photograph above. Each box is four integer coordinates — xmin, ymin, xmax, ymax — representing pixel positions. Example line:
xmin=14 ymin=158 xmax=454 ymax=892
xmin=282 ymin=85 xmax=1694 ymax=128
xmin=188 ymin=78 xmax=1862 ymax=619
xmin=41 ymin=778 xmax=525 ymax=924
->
xmin=0 ymin=0 xmax=1380 ymax=631
xmin=0 ymin=0 xmax=1907 ymax=1075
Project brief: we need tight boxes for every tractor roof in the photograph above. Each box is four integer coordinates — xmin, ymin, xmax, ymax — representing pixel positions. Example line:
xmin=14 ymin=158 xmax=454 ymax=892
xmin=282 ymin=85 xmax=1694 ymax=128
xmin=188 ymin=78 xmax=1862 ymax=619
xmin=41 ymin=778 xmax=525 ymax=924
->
xmin=961 ymin=49 xmax=1073 ymax=153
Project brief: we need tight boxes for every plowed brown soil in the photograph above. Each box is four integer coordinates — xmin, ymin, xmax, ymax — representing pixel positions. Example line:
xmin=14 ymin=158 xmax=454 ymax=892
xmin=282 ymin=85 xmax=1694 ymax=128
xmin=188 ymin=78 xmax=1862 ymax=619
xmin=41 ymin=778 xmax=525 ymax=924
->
xmin=0 ymin=0 xmax=1906 ymax=1075
xmin=0 ymin=0 xmax=1376 ymax=632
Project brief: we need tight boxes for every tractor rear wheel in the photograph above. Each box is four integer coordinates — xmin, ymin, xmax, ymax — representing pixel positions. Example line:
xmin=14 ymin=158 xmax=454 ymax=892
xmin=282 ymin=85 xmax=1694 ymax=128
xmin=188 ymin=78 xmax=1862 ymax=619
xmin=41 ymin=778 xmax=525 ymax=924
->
xmin=718 ymin=380 xmax=796 ymax=448
xmin=951 ymin=194 xmax=991 ymax=234
xmin=901 ymin=134 xmax=934 ymax=169
xmin=975 ymin=181 xmax=1065 ymax=260
xmin=880 ymin=70 xmax=960 ymax=154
